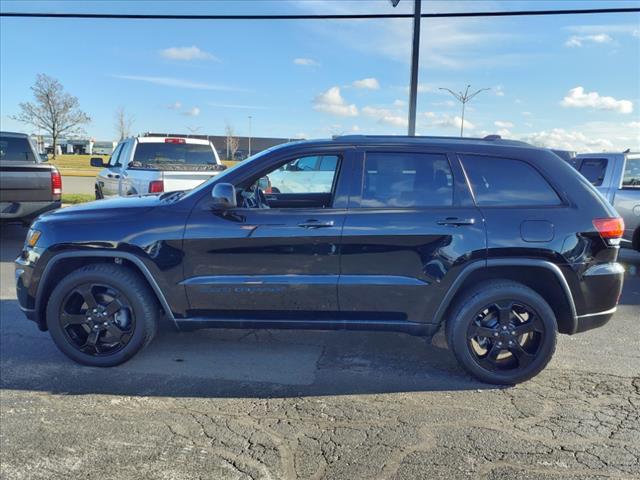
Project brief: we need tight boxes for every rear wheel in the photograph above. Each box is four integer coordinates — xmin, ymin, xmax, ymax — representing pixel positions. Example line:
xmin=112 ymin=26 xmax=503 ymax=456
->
xmin=95 ymin=185 xmax=103 ymax=200
xmin=46 ymin=264 xmax=158 ymax=367
xmin=446 ymin=280 xmax=557 ymax=385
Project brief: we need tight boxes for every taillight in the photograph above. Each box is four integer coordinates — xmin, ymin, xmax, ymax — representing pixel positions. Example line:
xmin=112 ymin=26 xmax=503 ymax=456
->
xmin=51 ymin=168 xmax=62 ymax=198
xmin=149 ymin=180 xmax=164 ymax=193
xmin=164 ymin=138 xmax=185 ymax=144
xmin=593 ymin=217 xmax=624 ymax=243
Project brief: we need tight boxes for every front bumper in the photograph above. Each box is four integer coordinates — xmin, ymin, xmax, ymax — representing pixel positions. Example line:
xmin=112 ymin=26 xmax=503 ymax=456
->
xmin=15 ymin=253 xmax=44 ymax=329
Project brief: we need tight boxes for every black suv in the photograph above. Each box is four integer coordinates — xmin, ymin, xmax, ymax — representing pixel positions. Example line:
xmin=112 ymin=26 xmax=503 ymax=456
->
xmin=15 ymin=135 xmax=624 ymax=384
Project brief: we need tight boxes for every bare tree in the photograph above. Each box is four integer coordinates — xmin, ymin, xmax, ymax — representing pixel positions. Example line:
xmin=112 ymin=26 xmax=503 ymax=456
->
xmin=225 ymin=122 xmax=239 ymax=160
xmin=115 ymin=106 xmax=135 ymax=140
xmin=12 ymin=74 xmax=90 ymax=158
xmin=438 ymin=85 xmax=490 ymax=137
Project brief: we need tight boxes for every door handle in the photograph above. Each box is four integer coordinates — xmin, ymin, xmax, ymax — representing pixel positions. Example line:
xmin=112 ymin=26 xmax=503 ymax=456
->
xmin=298 ymin=219 xmax=335 ymax=229
xmin=437 ymin=217 xmax=476 ymax=226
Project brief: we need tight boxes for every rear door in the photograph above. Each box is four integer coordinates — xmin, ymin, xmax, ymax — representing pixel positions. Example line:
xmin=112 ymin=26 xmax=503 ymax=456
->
xmin=339 ymin=147 xmax=486 ymax=324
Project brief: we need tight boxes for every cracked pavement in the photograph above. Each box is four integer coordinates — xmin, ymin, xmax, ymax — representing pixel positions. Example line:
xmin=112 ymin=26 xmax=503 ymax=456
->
xmin=1 ymin=224 xmax=639 ymax=479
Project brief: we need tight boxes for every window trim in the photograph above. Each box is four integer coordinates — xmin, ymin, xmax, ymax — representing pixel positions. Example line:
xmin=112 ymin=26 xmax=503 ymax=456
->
xmin=234 ymin=151 xmax=345 ymax=210
xmin=457 ymin=152 xmax=567 ymax=209
xmin=348 ymin=149 xmax=457 ymax=210
xmin=108 ymin=143 xmax=124 ymax=167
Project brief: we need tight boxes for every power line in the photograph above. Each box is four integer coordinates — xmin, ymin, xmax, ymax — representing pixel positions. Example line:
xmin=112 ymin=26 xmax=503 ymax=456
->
xmin=1 ymin=7 xmax=639 ymax=20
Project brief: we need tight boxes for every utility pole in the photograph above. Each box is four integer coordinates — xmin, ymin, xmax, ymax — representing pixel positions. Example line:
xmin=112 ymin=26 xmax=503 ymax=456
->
xmin=391 ymin=0 xmax=421 ymax=136
xmin=438 ymin=85 xmax=491 ymax=137
xmin=248 ymin=115 xmax=252 ymax=157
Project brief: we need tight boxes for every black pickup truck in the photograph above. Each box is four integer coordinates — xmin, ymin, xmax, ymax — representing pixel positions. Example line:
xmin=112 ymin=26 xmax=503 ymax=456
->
xmin=0 ymin=131 xmax=62 ymax=224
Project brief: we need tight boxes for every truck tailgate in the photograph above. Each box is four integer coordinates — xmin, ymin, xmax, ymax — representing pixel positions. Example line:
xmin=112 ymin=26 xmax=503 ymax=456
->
xmin=0 ymin=163 xmax=53 ymax=202
xmin=161 ymin=171 xmax=218 ymax=191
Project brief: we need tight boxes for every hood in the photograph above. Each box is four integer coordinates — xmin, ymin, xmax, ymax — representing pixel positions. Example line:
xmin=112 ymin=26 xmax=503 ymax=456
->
xmin=37 ymin=195 xmax=162 ymax=223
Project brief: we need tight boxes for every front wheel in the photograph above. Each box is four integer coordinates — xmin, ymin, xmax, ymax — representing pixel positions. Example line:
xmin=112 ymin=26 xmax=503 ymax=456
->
xmin=46 ymin=263 xmax=158 ymax=367
xmin=446 ymin=280 xmax=557 ymax=385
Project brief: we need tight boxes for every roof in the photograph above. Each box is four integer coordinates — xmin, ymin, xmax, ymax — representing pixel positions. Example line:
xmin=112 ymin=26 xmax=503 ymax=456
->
xmin=136 ymin=136 xmax=211 ymax=145
xmin=0 ymin=131 xmax=29 ymax=138
xmin=330 ymin=134 xmax=532 ymax=147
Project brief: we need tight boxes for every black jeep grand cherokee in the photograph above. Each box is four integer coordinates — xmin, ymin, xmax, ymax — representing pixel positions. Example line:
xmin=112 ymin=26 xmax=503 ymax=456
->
xmin=15 ymin=135 xmax=624 ymax=384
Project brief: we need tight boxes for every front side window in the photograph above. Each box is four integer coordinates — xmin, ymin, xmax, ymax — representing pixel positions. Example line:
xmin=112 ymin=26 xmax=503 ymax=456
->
xmin=360 ymin=152 xmax=453 ymax=208
xmin=579 ymin=158 xmax=608 ymax=186
xmin=108 ymin=143 xmax=123 ymax=167
xmin=461 ymin=155 xmax=561 ymax=207
xmin=622 ymin=157 xmax=640 ymax=188
xmin=267 ymin=155 xmax=340 ymax=194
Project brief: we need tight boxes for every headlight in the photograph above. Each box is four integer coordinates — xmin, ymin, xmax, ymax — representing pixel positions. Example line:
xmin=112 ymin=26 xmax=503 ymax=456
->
xmin=25 ymin=229 xmax=42 ymax=248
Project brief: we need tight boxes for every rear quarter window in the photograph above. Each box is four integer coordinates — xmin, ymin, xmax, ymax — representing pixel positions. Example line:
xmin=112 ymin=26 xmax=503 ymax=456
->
xmin=461 ymin=154 xmax=561 ymax=207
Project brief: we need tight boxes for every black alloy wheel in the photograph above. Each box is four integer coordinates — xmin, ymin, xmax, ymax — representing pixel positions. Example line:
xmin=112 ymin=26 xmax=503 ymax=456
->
xmin=58 ymin=282 xmax=135 ymax=356
xmin=47 ymin=264 xmax=158 ymax=367
xmin=447 ymin=280 xmax=557 ymax=385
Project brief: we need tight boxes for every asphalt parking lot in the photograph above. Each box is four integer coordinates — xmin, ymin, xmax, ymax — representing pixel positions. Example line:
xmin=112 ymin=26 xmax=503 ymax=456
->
xmin=1 ymin=223 xmax=638 ymax=480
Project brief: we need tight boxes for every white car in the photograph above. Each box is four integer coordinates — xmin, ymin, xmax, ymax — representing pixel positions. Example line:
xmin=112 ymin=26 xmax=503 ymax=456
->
xmin=92 ymin=135 xmax=225 ymax=198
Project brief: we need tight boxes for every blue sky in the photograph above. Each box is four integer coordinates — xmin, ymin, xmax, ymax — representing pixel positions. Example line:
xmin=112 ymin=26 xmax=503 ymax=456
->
xmin=1 ymin=0 xmax=639 ymax=152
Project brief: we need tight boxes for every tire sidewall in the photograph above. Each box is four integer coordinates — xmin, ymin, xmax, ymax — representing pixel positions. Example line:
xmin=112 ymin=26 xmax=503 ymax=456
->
xmin=449 ymin=285 xmax=557 ymax=385
xmin=46 ymin=268 xmax=150 ymax=367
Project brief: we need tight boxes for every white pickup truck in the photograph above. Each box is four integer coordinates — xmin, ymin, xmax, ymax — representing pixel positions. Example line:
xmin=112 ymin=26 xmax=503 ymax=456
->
xmin=92 ymin=135 xmax=225 ymax=199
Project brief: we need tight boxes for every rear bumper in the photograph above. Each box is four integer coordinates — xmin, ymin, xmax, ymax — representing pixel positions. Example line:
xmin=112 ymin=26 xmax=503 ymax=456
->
xmin=0 ymin=201 xmax=60 ymax=222
xmin=573 ymin=262 xmax=624 ymax=334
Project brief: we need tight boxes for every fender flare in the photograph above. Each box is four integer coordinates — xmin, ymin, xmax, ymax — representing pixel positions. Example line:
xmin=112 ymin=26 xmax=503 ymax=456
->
xmin=36 ymin=250 xmax=176 ymax=327
xmin=432 ymin=258 xmax=578 ymax=333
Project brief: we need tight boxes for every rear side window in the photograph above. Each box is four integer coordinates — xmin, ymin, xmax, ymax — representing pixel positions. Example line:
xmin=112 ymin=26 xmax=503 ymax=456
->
xmin=622 ymin=157 xmax=640 ymax=188
xmin=579 ymin=158 xmax=608 ymax=186
xmin=461 ymin=155 xmax=561 ymax=207
xmin=0 ymin=136 xmax=37 ymax=162
xmin=361 ymin=152 xmax=453 ymax=207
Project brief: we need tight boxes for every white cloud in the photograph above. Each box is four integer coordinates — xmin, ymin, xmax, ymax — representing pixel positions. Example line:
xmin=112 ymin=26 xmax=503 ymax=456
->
xmin=114 ymin=75 xmax=245 ymax=92
xmin=362 ymin=106 xmax=407 ymax=128
xmin=167 ymin=101 xmax=182 ymax=110
xmin=521 ymin=111 xmax=532 ymax=116
xmin=433 ymin=100 xmax=456 ymax=108
xmin=432 ymin=115 xmax=475 ymax=131
xmin=393 ymin=99 xmax=406 ymax=107
xmin=422 ymin=111 xmax=436 ymax=118
xmin=561 ymin=86 xmax=633 ymax=114
xmin=496 ymin=128 xmax=512 ymax=137
xmin=160 ymin=46 xmax=217 ymax=61
xmin=627 ymin=121 xmax=640 ymax=129
xmin=293 ymin=57 xmax=319 ymax=67
xmin=353 ymin=78 xmax=380 ymax=90
xmin=183 ymin=107 xmax=200 ymax=117
xmin=494 ymin=120 xmax=514 ymax=128
xmin=494 ymin=85 xmax=505 ymax=97
xmin=313 ymin=87 xmax=358 ymax=117
xmin=520 ymin=128 xmax=614 ymax=152
xmin=351 ymin=125 xmax=361 ymax=132
xmin=207 ymin=102 xmax=266 ymax=110
xmin=564 ymin=33 xmax=613 ymax=47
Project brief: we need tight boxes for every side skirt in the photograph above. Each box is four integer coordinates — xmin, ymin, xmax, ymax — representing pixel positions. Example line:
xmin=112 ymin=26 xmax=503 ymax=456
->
xmin=175 ymin=317 xmax=439 ymax=337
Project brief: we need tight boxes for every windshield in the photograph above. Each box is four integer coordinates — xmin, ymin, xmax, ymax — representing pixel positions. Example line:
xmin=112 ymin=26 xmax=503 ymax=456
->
xmin=131 ymin=142 xmax=216 ymax=168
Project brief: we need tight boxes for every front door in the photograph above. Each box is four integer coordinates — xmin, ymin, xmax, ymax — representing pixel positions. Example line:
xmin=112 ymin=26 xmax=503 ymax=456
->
xmin=97 ymin=143 xmax=124 ymax=198
xmin=338 ymin=148 xmax=486 ymax=324
xmin=182 ymin=148 xmax=352 ymax=319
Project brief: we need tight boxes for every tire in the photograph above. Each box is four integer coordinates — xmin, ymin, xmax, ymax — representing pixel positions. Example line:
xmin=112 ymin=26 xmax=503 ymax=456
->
xmin=446 ymin=280 xmax=557 ymax=385
xmin=46 ymin=263 xmax=158 ymax=367
xmin=95 ymin=185 xmax=103 ymax=200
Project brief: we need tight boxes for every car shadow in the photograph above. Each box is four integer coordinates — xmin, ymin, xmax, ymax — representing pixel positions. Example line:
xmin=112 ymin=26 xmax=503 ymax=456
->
xmin=0 ymin=297 xmax=497 ymax=398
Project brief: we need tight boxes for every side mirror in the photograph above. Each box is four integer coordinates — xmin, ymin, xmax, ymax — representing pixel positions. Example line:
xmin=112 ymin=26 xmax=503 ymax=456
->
xmin=211 ymin=183 xmax=237 ymax=209
xmin=39 ymin=153 xmax=48 ymax=162
xmin=90 ymin=157 xmax=106 ymax=168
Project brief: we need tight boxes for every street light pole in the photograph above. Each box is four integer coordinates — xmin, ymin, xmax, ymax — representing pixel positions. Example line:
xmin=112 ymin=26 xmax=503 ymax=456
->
xmin=407 ymin=0 xmax=421 ymax=136
xmin=248 ymin=115 xmax=252 ymax=157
